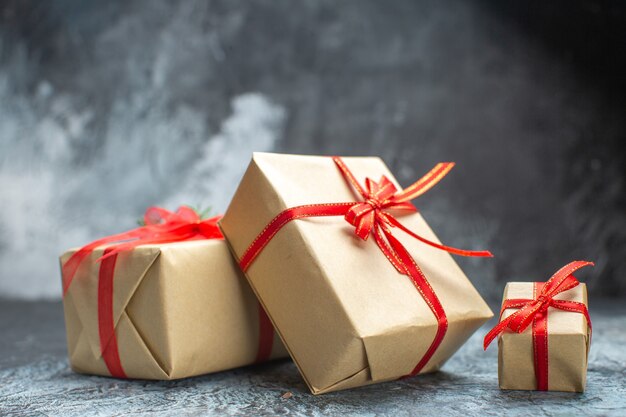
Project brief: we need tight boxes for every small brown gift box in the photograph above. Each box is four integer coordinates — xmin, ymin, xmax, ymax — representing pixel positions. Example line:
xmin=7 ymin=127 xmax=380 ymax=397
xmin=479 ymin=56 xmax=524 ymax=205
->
xmin=497 ymin=282 xmax=590 ymax=392
xmin=219 ymin=153 xmax=493 ymax=394
xmin=60 ymin=239 xmax=287 ymax=380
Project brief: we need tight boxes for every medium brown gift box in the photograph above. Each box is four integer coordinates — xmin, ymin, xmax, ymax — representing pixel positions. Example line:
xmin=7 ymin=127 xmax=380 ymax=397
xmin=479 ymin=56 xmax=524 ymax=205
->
xmin=219 ymin=153 xmax=493 ymax=394
xmin=498 ymin=282 xmax=590 ymax=392
xmin=60 ymin=239 xmax=287 ymax=380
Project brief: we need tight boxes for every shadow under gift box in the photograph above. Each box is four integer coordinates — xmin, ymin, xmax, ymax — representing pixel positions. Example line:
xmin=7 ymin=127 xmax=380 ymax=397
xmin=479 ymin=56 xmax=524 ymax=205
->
xmin=60 ymin=239 xmax=287 ymax=380
xmin=498 ymin=283 xmax=590 ymax=392
xmin=219 ymin=153 xmax=494 ymax=394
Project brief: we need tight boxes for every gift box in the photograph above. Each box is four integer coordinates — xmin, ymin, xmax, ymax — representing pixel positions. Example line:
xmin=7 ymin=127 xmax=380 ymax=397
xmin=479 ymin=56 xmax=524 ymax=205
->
xmin=484 ymin=261 xmax=593 ymax=392
xmin=60 ymin=207 xmax=287 ymax=380
xmin=219 ymin=153 xmax=494 ymax=394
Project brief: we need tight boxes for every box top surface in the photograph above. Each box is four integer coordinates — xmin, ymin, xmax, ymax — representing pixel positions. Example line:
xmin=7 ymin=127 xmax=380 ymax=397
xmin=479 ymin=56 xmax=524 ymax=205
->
xmin=501 ymin=281 xmax=589 ymax=336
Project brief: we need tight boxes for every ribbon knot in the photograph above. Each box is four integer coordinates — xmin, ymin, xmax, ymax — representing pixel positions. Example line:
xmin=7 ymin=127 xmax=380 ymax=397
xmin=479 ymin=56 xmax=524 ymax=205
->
xmin=344 ymin=175 xmax=401 ymax=240
xmin=365 ymin=197 xmax=382 ymax=210
xmin=535 ymin=294 xmax=549 ymax=306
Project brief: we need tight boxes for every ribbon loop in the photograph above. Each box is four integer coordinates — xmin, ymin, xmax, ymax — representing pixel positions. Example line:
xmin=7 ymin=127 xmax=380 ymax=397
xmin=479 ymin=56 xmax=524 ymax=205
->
xmin=333 ymin=159 xmax=495 ymax=258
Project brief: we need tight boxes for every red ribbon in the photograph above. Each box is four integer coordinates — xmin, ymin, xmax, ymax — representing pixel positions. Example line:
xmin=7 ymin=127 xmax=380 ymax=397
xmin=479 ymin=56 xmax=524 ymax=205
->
xmin=483 ymin=260 xmax=593 ymax=390
xmin=239 ymin=157 xmax=493 ymax=376
xmin=62 ymin=206 xmax=274 ymax=378
xmin=97 ymin=248 xmax=126 ymax=378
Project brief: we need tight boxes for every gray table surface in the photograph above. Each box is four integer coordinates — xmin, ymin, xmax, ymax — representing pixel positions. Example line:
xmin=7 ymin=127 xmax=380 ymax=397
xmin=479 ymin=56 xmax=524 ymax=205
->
xmin=0 ymin=300 xmax=624 ymax=417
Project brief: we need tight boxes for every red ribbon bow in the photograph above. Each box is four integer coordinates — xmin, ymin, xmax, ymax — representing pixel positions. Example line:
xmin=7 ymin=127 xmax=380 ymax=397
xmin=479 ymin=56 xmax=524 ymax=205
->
xmin=239 ymin=157 xmax=493 ymax=376
xmin=483 ymin=260 xmax=593 ymax=390
xmin=61 ymin=206 xmax=274 ymax=378
xmin=62 ymin=206 xmax=223 ymax=295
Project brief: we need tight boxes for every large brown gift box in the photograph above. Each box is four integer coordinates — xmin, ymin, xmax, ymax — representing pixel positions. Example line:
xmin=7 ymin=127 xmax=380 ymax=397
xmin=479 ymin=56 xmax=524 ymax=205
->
xmin=219 ymin=153 xmax=493 ymax=394
xmin=498 ymin=282 xmax=590 ymax=392
xmin=60 ymin=239 xmax=287 ymax=380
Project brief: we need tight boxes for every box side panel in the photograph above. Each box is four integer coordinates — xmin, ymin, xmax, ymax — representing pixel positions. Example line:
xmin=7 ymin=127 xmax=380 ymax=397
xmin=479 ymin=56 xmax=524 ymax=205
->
xmin=221 ymin=156 xmax=368 ymax=392
xmin=60 ymin=246 xmax=161 ymax=361
xmin=61 ymin=289 xmax=110 ymax=377
xmin=154 ymin=239 xmax=288 ymax=379
xmin=499 ymin=332 xmax=537 ymax=390
xmin=60 ymin=245 xmax=172 ymax=379
xmin=548 ymin=333 xmax=588 ymax=392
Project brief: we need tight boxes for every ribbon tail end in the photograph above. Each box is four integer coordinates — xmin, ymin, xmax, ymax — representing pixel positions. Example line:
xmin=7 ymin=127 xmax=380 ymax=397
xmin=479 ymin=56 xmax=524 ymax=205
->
xmin=482 ymin=338 xmax=491 ymax=351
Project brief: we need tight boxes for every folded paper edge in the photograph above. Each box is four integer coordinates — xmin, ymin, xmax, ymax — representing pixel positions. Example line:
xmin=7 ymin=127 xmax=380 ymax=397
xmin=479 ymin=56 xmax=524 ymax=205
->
xmin=60 ymin=246 xmax=165 ymax=375
xmin=313 ymin=366 xmax=371 ymax=395
xmin=124 ymin=308 xmax=172 ymax=378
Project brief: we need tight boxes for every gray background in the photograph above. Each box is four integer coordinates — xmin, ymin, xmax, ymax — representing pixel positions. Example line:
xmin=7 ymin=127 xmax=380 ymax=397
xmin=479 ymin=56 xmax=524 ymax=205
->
xmin=0 ymin=0 xmax=624 ymax=300
xmin=1 ymin=2 xmax=625 ymax=416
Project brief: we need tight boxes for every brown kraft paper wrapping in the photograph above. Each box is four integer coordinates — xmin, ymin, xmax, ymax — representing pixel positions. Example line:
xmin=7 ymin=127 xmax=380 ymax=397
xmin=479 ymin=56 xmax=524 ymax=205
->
xmin=498 ymin=282 xmax=590 ymax=392
xmin=219 ymin=153 xmax=494 ymax=394
xmin=60 ymin=239 xmax=287 ymax=380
